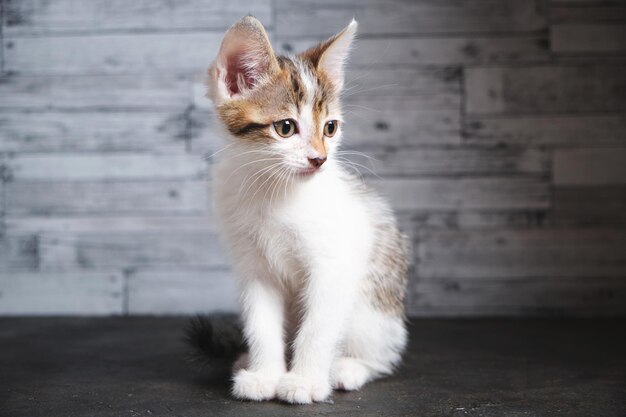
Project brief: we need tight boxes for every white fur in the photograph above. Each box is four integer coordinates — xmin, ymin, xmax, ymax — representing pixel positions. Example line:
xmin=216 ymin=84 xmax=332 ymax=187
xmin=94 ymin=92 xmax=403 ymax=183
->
xmin=210 ymin=19 xmax=407 ymax=405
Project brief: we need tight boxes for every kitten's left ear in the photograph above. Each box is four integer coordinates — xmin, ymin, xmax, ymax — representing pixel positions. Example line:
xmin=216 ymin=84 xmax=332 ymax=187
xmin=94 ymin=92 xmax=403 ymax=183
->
xmin=301 ymin=20 xmax=357 ymax=91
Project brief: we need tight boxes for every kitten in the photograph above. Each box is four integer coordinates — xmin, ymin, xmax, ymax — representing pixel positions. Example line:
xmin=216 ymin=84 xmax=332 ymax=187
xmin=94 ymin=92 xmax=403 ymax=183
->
xmin=206 ymin=16 xmax=408 ymax=404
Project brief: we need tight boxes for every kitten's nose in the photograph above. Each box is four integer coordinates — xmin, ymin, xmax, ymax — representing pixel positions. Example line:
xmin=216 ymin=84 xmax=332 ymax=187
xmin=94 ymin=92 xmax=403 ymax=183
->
xmin=308 ymin=157 xmax=327 ymax=169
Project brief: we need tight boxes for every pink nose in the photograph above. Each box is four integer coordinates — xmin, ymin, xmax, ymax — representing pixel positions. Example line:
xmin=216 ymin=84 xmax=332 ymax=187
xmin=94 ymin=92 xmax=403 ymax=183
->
xmin=308 ymin=157 xmax=327 ymax=169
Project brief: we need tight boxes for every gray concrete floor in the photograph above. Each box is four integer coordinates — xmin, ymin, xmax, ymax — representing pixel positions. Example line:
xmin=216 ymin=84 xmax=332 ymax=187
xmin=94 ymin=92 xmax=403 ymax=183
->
xmin=1 ymin=317 xmax=624 ymax=417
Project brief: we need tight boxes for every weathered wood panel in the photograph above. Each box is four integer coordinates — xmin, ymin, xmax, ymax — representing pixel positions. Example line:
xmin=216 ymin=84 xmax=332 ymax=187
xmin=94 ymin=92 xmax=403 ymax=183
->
xmin=276 ymin=0 xmax=546 ymax=37
xmin=464 ymin=115 xmax=626 ymax=146
xmin=0 ymin=111 xmax=187 ymax=153
xmin=0 ymin=235 xmax=38 ymax=270
xmin=410 ymin=278 xmax=626 ymax=316
xmin=550 ymin=4 xmax=626 ymax=24
xmin=128 ymin=268 xmax=238 ymax=314
xmin=346 ymin=68 xmax=461 ymax=97
xmin=552 ymin=25 xmax=626 ymax=53
xmin=417 ymin=229 xmax=626 ymax=280
xmin=0 ymin=271 xmax=123 ymax=315
xmin=7 ymin=154 xmax=206 ymax=181
xmin=457 ymin=210 xmax=550 ymax=229
xmin=5 ymin=215 xmax=217 ymax=234
xmin=554 ymin=148 xmax=626 ymax=186
xmin=278 ymin=35 xmax=549 ymax=66
xmin=0 ymin=74 xmax=191 ymax=111
xmin=38 ymin=232 xmax=227 ymax=270
xmin=398 ymin=209 xmax=551 ymax=231
xmin=368 ymin=178 xmax=549 ymax=211
xmin=4 ymin=0 xmax=272 ymax=35
xmin=6 ymin=180 xmax=208 ymax=215
xmin=554 ymin=186 xmax=626 ymax=227
xmin=344 ymin=95 xmax=462 ymax=147
xmin=347 ymin=147 xmax=549 ymax=177
xmin=4 ymin=32 xmax=222 ymax=75
xmin=465 ymin=66 xmax=626 ymax=115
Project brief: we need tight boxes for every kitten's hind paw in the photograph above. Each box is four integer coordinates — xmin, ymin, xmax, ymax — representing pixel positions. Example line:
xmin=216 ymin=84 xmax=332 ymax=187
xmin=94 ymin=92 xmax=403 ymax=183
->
xmin=231 ymin=369 xmax=280 ymax=401
xmin=331 ymin=357 xmax=371 ymax=391
xmin=276 ymin=372 xmax=331 ymax=404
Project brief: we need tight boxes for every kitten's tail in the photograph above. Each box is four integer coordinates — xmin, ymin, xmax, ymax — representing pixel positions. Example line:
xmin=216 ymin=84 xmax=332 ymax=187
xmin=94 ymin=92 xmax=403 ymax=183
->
xmin=184 ymin=314 xmax=246 ymax=366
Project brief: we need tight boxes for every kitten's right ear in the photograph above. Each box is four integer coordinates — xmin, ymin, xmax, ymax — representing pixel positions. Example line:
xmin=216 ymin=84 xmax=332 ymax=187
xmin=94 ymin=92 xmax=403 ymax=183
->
xmin=208 ymin=16 xmax=279 ymax=104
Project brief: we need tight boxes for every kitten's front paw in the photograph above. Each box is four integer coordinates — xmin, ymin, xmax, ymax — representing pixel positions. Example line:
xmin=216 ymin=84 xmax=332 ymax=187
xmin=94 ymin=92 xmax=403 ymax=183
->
xmin=276 ymin=372 xmax=331 ymax=404
xmin=232 ymin=369 xmax=280 ymax=401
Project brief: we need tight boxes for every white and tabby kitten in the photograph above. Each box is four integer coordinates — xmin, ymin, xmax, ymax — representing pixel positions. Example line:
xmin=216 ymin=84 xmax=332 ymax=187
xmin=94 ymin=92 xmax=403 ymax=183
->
xmin=206 ymin=16 xmax=408 ymax=404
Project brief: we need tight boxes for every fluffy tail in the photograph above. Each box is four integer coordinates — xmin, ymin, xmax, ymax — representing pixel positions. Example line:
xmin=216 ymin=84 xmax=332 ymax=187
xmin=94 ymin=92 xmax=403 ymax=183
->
xmin=184 ymin=314 xmax=246 ymax=366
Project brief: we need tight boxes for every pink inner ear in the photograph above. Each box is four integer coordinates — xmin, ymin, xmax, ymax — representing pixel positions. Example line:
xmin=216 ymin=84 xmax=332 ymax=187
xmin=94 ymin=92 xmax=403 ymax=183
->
xmin=225 ymin=49 xmax=257 ymax=96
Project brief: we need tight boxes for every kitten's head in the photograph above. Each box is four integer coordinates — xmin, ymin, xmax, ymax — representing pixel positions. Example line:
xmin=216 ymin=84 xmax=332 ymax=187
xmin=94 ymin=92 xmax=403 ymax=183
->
xmin=207 ymin=16 xmax=357 ymax=177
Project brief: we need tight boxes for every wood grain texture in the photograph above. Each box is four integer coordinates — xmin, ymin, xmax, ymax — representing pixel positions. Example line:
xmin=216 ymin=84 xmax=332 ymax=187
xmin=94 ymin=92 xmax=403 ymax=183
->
xmin=275 ymin=0 xmax=547 ymax=37
xmin=6 ymin=154 xmax=207 ymax=181
xmin=464 ymin=115 xmax=626 ymax=146
xmin=465 ymin=65 xmax=626 ymax=115
xmin=554 ymin=186 xmax=626 ymax=227
xmin=0 ymin=235 xmax=38 ymax=270
xmin=278 ymin=35 xmax=550 ymax=66
xmin=410 ymin=278 xmax=626 ymax=316
xmin=4 ymin=32 xmax=222 ymax=75
xmin=4 ymin=0 xmax=272 ymax=35
xmin=349 ymin=147 xmax=549 ymax=177
xmin=38 ymin=232 xmax=227 ymax=270
xmin=6 ymin=180 xmax=208 ymax=215
xmin=0 ymin=271 xmax=124 ymax=315
xmin=417 ymin=229 xmax=626 ymax=280
xmin=552 ymin=25 xmax=626 ymax=53
xmin=128 ymin=268 xmax=238 ymax=314
xmin=554 ymin=148 xmax=626 ymax=186
xmin=368 ymin=178 xmax=549 ymax=211
xmin=2 ymin=0 xmax=626 ymax=316
xmin=4 ymin=215 xmax=217 ymax=234
xmin=0 ymin=74 xmax=192 ymax=110
xmin=0 ymin=111 xmax=188 ymax=153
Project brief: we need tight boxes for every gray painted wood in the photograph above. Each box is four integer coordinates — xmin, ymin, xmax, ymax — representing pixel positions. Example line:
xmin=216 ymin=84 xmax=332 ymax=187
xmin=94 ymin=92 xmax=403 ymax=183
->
xmin=417 ymin=229 xmax=626 ymax=280
xmin=554 ymin=186 xmax=626 ymax=227
xmin=275 ymin=0 xmax=546 ymax=37
xmin=410 ymin=278 xmax=626 ymax=316
xmin=552 ymin=25 xmax=626 ymax=53
xmin=550 ymin=3 xmax=626 ymax=24
xmin=0 ymin=234 xmax=38 ymax=270
xmin=348 ymin=147 xmax=549 ymax=177
xmin=465 ymin=65 xmax=626 ymax=115
xmin=0 ymin=74 xmax=191 ymax=110
xmin=128 ymin=268 xmax=238 ymax=314
xmin=464 ymin=115 xmax=626 ymax=146
xmin=0 ymin=111 xmax=188 ymax=153
xmin=38 ymin=232 xmax=227 ymax=270
xmin=2 ymin=0 xmax=626 ymax=316
xmin=346 ymin=68 xmax=461 ymax=97
xmin=0 ymin=271 xmax=124 ymax=315
xmin=6 ymin=180 xmax=208 ymax=216
xmin=7 ymin=154 xmax=207 ymax=181
xmin=4 ymin=0 xmax=272 ymax=35
xmin=4 ymin=32 xmax=223 ymax=75
xmin=368 ymin=178 xmax=549 ymax=211
xmin=278 ymin=35 xmax=550 ymax=67
xmin=554 ymin=148 xmax=626 ymax=185
xmin=5 ymin=215 xmax=217 ymax=234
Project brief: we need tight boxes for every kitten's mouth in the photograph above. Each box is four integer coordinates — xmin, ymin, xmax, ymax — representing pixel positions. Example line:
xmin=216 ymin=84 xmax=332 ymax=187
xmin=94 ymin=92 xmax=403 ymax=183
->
xmin=297 ymin=167 xmax=319 ymax=177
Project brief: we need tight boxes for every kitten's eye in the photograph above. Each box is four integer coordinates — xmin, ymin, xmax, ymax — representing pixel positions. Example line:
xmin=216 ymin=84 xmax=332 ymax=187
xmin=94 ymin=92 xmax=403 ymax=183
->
xmin=324 ymin=120 xmax=338 ymax=137
xmin=273 ymin=119 xmax=298 ymax=138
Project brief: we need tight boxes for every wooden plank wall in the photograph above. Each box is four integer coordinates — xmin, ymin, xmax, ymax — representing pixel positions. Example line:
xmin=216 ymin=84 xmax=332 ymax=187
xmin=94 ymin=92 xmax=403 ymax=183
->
xmin=1 ymin=0 xmax=625 ymax=316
